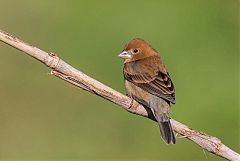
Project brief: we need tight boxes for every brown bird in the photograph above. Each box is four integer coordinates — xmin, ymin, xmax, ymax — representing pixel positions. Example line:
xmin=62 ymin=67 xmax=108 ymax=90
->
xmin=118 ymin=38 xmax=176 ymax=144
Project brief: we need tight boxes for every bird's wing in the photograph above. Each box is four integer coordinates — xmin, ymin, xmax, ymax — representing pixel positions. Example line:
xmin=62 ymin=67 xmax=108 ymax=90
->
xmin=124 ymin=57 xmax=176 ymax=104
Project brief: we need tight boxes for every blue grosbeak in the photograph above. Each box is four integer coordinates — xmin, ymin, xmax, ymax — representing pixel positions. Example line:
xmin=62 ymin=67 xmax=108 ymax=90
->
xmin=119 ymin=38 xmax=176 ymax=144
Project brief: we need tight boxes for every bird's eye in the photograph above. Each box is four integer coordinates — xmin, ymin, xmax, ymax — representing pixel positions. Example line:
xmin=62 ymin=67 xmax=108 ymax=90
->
xmin=133 ymin=49 xmax=138 ymax=53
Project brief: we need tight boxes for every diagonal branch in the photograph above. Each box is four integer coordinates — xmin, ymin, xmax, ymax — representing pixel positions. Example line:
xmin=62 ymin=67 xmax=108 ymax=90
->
xmin=0 ymin=30 xmax=239 ymax=161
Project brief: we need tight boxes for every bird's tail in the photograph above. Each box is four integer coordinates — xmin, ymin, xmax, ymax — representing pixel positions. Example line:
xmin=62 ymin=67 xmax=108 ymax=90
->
xmin=157 ymin=113 xmax=176 ymax=144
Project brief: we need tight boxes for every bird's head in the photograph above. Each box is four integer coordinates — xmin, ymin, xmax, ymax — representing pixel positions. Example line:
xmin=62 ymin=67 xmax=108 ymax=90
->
xmin=118 ymin=38 xmax=157 ymax=63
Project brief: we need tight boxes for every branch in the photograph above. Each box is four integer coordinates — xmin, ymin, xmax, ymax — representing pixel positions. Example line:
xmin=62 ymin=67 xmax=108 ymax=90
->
xmin=0 ymin=30 xmax=239 ymax=161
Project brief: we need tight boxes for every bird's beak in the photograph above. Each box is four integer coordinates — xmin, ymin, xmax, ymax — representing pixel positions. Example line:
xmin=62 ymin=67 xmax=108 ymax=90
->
xmin=118 ymin=51 xmax=132 ymax=59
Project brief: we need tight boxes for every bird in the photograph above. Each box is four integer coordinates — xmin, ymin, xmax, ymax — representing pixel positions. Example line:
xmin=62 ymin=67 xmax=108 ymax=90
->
xmin=118 ymin=38 xmax=176 ymax=144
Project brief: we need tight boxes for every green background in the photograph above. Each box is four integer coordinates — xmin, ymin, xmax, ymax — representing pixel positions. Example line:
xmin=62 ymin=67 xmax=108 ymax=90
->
xmin=0 ymin=0 xmax=239 ymax=160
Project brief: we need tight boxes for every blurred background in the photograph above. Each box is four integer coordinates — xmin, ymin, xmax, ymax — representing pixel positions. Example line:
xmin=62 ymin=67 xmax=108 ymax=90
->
xmin=0 ymin=0 xmax=238 ymax=160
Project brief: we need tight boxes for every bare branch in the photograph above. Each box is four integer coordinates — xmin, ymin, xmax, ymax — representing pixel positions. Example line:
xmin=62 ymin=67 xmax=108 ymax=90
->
xmin=0 ymin=30 xmax=239 ymax=161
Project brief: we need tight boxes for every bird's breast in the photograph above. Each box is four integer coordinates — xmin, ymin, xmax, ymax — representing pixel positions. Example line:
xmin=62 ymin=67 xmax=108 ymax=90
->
xmin=125 ymin=80 xmax=151 ymax=107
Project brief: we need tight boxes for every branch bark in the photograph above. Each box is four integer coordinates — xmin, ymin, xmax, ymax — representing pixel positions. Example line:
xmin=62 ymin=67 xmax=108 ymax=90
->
xmin=0 ymin=30 xmax=239 ymax=161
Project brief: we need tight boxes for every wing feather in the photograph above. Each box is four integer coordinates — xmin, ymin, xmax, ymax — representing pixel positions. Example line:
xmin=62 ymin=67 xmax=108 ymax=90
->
xmin=124 ymin=57 xmax=175 ymax=104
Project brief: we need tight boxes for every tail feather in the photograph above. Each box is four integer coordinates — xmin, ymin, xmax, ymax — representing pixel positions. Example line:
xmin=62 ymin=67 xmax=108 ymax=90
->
xmin=159 ymin=120 xmax=176 ymax=144
xmin=149 ymin=98 xmax=176 ymax=144
xmin=155 ymin=113 xmax=176 ymax=144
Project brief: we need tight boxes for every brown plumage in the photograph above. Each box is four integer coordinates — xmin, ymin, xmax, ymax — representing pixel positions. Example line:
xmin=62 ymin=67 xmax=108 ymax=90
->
xmin=119 ymin=38 xmax=176 ymax=144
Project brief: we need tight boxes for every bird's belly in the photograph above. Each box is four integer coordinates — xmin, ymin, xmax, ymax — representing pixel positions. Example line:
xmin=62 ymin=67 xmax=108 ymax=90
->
xmin=125 ymin=80 xmax=151 ymax=107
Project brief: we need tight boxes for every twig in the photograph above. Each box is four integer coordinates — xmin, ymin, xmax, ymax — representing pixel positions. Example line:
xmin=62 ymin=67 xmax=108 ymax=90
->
xmin=0 ymin=30 xmax=239 ymax=161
